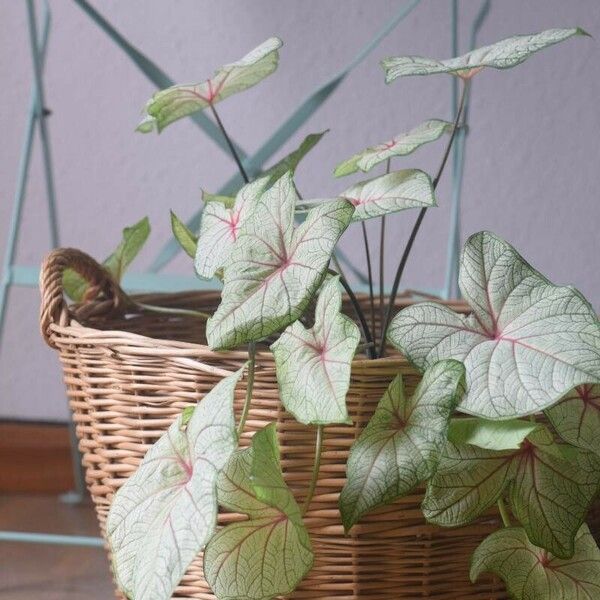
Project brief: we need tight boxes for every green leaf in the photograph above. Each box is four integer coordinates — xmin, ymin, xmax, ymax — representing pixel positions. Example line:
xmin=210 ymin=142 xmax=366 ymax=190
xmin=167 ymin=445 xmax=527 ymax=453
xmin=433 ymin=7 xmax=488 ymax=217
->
xmin=382 ymin=27 xmax=588 ymax=82
xmin=470 ymin=525 xmax=600 ymax=600
xmin=423 ymin=428 xmax=599 ymax=558
xmin=339 ymin=360 xmax=464 ymax=531
xmin=138 ymin=37 xmax=283 ymax=133
xmin=339 ymin=169 xmax=435 ymax=222
xmin=271 ymin=276 xmax=360 ymax=425
xmin=387 ymin=231 xmax=600 ymax=419
xmin=546 ymin=384 xmax=600 ymax=456
xmin=448 ymin=418 xmax=538 ymax=451
xmin=204 ymin=424 xmax=313 ymax=600
xmin=206 ymin=172 xmax=354 ymax=350
xmin=106 ymin=368 xmax=243 ymax=600
xmin=170 ymin=210 xmax=198 ymax=259
xmin=203 ymin=191 xmax=236 ymax=209
xmin=63 ymin=216 xmax=150 ymax=301
xmin=334 ymin=119 xmax=452 ymax=177
xmin=195 ymin=178 xmax=268 ymax=279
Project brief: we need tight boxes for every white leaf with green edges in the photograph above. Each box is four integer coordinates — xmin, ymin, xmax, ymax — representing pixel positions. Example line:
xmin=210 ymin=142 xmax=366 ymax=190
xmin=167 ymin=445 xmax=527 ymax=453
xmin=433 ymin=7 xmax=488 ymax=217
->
xmin=547 ymin=384 xmax=600 ymax=456
xmin=339 ymin=360 xmax=464 ymax=531
xmin=64 ymin=216 xmax=150 ymax=301
xmin=207 ymin=172 xmax=354 ymax=350
xmin=339 ymin=169 xmax=435 ymax=222
xmin=170 ymin=210 xmax=197 ymax=258
xmin=470 ymin=525 xmax=600 ymax=600
xmin=334 ymin=119 xmax=452 ymax=177
xmin=195 ymin=178 xmax=268 ymax=279
xmin=382 ymin=28 xmax=588 ymax=82
xmin=204 ymin=424 xmax=313 ymax=600
xmin=138 ymin=37 xmax=282 ymax=133
xmin=448 ymin=418 xmax=538 ymax=451
xmin=388 ymin=231 xmax=600 ymax=419
xmin=106 ymin=369 xmax=242 ymax=600
xmin=271 ymin=276 xmax=360 ymax=425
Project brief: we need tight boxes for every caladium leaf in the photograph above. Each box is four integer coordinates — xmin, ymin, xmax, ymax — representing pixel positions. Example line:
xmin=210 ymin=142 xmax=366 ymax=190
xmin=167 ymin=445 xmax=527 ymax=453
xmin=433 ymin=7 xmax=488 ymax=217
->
xmin=203 ymin=191 xmax=236 ymax=209
xmin=204 ymin=424 xmax=313 ymax=600
xmin=206 ymin=172 xmax=354 ymax=350
xmin=195 ymin=178 xmax=268 ymax=279
xmin=271 ymin=276 xmax=360 ymax=425
xmin=64 ymin=216 xmax=150 ymax=301
xmin=334 ymin=119 xmax=453 ymax=177
xmin=170 ymin=210 xmax=197 ymax=258
xmin=382 ymin=28 xmax=588 ymax=82
xmin=470 ymin=525 xmax=600 ymax=600
xmin=388 ymin=231 xmax=600 ymax=419
xmin=448 ymin=418 xmax=538 ymax=451
xmin=423 ymin=428 xmax=599 ymax=558
xmin=339 ymin=169 xmax=435 ymax=222
xmin=546 ymin=384 xmax=600 ymax=456
xmin=106 ymin=368 xmax=242 ymax=600
xmin=138 ymin=37 xmax=282 ymax=133
xmin=339 ymin=360 xmax=464 ymax=531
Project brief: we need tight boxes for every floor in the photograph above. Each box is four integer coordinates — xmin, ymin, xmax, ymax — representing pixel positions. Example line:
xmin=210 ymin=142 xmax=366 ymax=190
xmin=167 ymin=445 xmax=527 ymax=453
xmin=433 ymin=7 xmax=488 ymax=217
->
xmin=0 ymin=494 xmax=115 ymax=599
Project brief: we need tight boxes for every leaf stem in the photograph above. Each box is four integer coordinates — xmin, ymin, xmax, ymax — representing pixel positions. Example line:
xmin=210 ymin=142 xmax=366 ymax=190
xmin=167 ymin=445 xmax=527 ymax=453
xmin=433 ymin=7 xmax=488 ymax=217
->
xmin=236 ymin=342 xmax=256 ymax=439
xmin=329 ymin=269 xmax=376 ymax=359
xmin=210 ymin=104 xmax=250 ymax=184
xmin=361 ymin=221 xmax=376 ymax=353
xmin=378 ymin=158 xmax=391 ymax=348
xmin=302 ymin=425 xmax=324 ymax=516
xmin=497 ymin=497 xmax=512 ymax=527
xmin=377 ymin=79 xmax=470 ymax=358
xmin=136 ymin=302 xmax=210 ymax=320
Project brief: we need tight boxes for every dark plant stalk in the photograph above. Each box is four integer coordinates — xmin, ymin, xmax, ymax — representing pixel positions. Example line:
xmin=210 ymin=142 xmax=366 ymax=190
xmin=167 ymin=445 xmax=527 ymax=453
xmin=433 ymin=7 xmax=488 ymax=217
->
xmin=302 ymin=425 xmax=324 ymax=516
xmin=361 ymin=221 xmax=376 ymax=350
xmin=236 ymin=342 xmax=256 ymax=439
xmin=377 ymin=79 xmax=470 ymax=358
xmin=210 ymin=103 xmax=250 ymax=184
xmin=378 ymin=157 xmax=392 ymax=347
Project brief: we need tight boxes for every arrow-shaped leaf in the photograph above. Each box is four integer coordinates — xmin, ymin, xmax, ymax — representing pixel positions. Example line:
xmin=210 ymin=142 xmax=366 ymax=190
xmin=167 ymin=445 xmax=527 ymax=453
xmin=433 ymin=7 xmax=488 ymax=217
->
xmin=271 ymin=276 xmax=360 ymax=425
xmin=423 ymin=428 xmax=600 ymax=558
xmin=339 ymin=360 xmax=464 ymax=531
xmin=204 ymin=424 xmax=313 ymax=600
xmin=470 ymin=525 xmax=600 ymax=600
xmin=106 ymin=368 xmax=243 ymax=600
xmin=138 ymin=37 xmax=282 ymax=133
xmin=388 ymin=231 xmax=600 ymax=419
xmin=546 ymin=384 xmax=600 ymax=456
xmin=334 ymin=119 xmax=453 ymax=177
xmin=64 ymin=216 xmax=150 ymax=301
xmin=206 ymin=172 xmax=354 ymax=350
xmin=382 ymin=28 xmax=588 ymax=82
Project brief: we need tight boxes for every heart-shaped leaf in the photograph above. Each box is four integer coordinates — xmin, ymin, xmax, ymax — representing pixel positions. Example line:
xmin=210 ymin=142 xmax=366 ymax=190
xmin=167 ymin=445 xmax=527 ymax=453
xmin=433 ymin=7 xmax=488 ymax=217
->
xmin=423 ymin=428 xmax=600 ymax=558
xmin=271 ymin=276 xmax=360 ymax=425
xmin=206 ymin=172 xmax=354 ymax=350
xmin=334 ymin=119 xmax=452 ymax=177
xmin=339 ymin=360 xmax=464 ymax=531
xmin=382 ymin=28 xmax=588 ymax=82
xmin=448 ymin=418 xmax=538 ymax=451
xmin=204 ymin=424 xmax=313 ymax=600
xmin=546 ymin=384 xmax=600 ymax=456
xmin=470 ymin=525 xmax=600 ymax=600
xmin=106 ymin=368 xmax=243 ymax=600
xmin=388 ymin=231 xmax=600 ymax=419
xmin=170 ymin=210 xmax=198 ymax=259
xmin=195 ymin=178 xmax=268 ymax=279
xmin=64 ymin=216 xmax=150 ymax=301
xmin=138 ymin=37 xmax=282 ymax=133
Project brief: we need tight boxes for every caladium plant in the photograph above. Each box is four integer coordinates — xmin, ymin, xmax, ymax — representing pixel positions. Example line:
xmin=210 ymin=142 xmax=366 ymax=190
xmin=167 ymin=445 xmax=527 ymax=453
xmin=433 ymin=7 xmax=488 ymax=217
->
xmin=99 ymin=27 xmax=599 ymax=600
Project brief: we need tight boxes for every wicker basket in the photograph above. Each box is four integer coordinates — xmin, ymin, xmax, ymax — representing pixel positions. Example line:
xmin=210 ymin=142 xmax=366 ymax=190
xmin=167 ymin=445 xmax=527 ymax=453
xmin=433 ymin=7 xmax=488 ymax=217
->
xmin=39 ymin=247 xmax=513 ymax=599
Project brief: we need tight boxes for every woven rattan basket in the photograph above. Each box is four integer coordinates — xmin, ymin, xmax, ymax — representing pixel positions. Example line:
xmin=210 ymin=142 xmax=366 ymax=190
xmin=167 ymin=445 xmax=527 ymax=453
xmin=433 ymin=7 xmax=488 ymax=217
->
xmin=40 ymin=247 xmax=542 ymax=599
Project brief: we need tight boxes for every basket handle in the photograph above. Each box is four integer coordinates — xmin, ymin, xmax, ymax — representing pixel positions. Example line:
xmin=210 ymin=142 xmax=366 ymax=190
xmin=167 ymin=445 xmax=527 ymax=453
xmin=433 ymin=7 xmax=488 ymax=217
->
xmin=39 ymin=247 xmax=129 ymax=347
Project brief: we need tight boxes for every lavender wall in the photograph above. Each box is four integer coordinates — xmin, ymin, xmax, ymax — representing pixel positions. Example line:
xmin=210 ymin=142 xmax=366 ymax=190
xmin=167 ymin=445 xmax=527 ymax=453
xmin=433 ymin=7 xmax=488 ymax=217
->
xmin=1 ymin=0 xmax=599 ymax=421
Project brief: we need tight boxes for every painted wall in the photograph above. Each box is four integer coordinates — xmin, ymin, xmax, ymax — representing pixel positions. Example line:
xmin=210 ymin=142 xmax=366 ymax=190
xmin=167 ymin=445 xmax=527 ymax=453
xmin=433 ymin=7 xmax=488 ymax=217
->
xmin=1 ymin=0 xmax=599 ymax=421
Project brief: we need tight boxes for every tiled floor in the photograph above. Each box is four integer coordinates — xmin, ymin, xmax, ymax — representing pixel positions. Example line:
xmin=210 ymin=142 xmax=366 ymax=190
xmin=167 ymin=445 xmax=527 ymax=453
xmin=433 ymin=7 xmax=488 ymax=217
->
xmin=0 ymin=494 xmax=114 ymax=599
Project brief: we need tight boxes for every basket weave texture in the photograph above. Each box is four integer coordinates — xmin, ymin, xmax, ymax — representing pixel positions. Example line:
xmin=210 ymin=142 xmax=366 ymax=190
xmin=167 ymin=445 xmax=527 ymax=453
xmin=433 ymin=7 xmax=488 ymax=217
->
xmin=40 ymin=248 xmax=534 ymax=599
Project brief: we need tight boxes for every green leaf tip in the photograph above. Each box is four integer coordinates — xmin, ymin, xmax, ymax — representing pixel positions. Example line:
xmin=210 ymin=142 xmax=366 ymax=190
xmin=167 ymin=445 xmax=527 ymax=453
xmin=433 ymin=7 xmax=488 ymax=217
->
xmin=170 ymin=210 xmax=198 ymax=259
